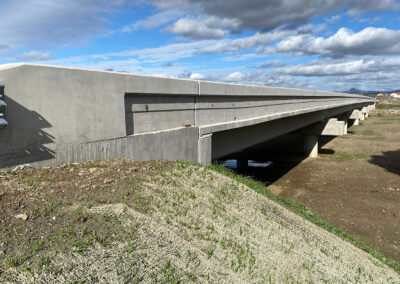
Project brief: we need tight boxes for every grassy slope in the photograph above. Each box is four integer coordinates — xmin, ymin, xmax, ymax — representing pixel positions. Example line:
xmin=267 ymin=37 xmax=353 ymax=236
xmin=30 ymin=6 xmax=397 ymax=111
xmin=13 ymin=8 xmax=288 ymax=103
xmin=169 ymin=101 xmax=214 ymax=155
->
xmin=208 ymin=163 xmax=400 ymax=274
xmin=0 ymin=159 xmax=399 ymax=283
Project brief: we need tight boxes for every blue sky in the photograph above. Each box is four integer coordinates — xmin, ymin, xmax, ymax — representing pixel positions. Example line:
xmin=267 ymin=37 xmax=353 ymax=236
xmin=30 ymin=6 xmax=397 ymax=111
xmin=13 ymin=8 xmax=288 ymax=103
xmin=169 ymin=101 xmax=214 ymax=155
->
xmin=1 ymin=0 xmax=400 ymax=91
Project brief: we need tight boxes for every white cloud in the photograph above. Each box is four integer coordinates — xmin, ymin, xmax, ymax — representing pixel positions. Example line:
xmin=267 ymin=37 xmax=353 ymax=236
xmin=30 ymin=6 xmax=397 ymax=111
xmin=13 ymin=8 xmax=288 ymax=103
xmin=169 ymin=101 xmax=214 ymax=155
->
xmin=265 ymin=27 xmax=400 ymax=57
xmin=327 ymin=15 xmax=342 ymax=23
xmin=148 ymin=0 xmax=398 ymax=32
xmin=275 ymin=57 xmax=400 ymax=76
xmin=17 ymin=50 xmax=55 ymax=61
xmin=110 ymin=40 xmax=213 ymax=62
xmin=122 ymin=9 xmax=183 ymax=32
xmin=198 ymin=30 xmax=292 ymax=54
xmin=224 ymin=71 xmax=246 ymax=82
xmin=189 ymin=73 xmax=205 ymax=79
xmin=163 ymin=18 xmax=228 ymax=39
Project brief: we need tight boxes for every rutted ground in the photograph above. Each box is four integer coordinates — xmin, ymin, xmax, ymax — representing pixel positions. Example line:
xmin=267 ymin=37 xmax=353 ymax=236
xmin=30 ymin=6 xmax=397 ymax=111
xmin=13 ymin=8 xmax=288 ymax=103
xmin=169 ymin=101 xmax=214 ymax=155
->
xmin=0 ymin=159 xmax=399 ymax=283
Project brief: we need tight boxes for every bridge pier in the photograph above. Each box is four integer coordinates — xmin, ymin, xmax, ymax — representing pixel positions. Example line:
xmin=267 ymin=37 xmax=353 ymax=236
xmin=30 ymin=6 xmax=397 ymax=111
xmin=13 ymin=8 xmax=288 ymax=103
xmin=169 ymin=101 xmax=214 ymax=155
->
xmin=362 ymin=106 xmax=369 ymax=118
xmin=349 ymin=109 xmax=363 ymax=126
xmin=198 ymin=134 xmax=212 ymax=165
xmin=352 ymin=119 xmax=360 ymax=126
xmin=303 ymin=135 xmax=319 ymax=158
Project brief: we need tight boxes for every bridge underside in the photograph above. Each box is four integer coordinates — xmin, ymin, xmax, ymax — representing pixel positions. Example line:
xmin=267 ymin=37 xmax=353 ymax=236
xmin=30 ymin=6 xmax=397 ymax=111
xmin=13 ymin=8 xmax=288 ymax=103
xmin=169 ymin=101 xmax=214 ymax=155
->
xmin=209 ymin=104 xmax=366 ymax=162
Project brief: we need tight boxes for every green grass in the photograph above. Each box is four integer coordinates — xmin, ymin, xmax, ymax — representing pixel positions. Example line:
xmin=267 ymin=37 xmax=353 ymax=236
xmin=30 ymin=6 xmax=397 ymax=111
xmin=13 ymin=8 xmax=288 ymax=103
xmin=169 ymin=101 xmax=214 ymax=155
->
xmin=348 ymin=130 xmax=375 ymax=136
xmin=377 ymin=115 xmax=400 ymax=121
xmin=86 ymin=163 xmax=97 ymax=169
xmin=376 ymin=103 xmax=400 ymax=109
xmin=187 ymin=162 xmax=400 ymax=274
xmin=359 ymin=130 xmax=375 ymax=136
xmin=325 ymin=152 xmax=369 ymax=160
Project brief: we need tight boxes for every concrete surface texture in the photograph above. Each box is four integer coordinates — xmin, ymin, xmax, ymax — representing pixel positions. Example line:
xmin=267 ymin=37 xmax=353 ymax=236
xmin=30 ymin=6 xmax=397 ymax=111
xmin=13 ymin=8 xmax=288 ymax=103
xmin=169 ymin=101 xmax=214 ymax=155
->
xmin=0 ymin=63 xmax=374 ymax=168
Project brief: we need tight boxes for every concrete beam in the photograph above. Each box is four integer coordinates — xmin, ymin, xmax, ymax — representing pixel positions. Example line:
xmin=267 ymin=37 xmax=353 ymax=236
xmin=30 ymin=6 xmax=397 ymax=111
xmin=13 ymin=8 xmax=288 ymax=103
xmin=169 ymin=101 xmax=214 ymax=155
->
xmin=297 ymin=118 xmax=346 ymax=136
xmin=349 ymin=109 xmax=363 ymax=120
xmin=321 ymin=119 xmax=346 ymax=136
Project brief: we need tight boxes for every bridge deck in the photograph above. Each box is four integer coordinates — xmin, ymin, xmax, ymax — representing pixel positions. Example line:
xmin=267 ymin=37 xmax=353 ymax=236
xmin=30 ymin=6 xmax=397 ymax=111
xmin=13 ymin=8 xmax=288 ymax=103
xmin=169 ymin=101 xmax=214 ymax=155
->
xmin=0 ymin=63 xmax=374 ymax=167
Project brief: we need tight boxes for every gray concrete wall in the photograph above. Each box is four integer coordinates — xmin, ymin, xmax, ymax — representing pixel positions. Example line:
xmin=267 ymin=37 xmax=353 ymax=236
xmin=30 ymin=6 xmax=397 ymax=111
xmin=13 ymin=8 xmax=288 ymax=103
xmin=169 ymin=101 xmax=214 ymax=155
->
xmin=0 ymin=63 xmax=374 ymax=168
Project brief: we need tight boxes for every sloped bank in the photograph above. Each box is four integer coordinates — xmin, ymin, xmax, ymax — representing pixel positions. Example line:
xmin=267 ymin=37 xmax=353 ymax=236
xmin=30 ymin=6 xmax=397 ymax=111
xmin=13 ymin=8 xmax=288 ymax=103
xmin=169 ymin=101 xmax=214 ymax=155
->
xmin=0 ymin=159 xmax=398 ymax=283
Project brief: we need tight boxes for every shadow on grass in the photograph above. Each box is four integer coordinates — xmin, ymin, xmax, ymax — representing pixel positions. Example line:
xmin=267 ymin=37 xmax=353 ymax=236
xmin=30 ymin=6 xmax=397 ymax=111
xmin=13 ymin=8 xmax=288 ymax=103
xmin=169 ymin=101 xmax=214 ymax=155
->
xmin=319 ymin=148 xmax=335 ymax=155
xmin=369 ymin=150 xmax=400 ymax=175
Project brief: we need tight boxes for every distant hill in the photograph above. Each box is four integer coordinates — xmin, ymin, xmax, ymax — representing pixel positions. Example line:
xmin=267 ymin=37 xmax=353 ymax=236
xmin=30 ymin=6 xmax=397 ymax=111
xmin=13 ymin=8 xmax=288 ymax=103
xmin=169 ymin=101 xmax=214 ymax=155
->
xmin=342 ymin=88 xmax=400 ymax=95
xmin=343 ymin=88 xmax=380 ymax=95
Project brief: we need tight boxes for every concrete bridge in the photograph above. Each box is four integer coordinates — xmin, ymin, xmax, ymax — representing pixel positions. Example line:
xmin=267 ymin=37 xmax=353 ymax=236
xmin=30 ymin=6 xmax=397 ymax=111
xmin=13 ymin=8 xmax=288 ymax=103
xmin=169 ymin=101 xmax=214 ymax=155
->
xmin=0 ymin=63 xmax=374 ymax=168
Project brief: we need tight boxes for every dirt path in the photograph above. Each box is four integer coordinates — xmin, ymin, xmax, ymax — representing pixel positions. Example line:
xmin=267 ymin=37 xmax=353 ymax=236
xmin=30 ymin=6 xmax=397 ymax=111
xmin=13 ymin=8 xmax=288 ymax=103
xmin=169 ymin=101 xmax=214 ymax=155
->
xmin=269 ymin=106 xmax=400 ymax=266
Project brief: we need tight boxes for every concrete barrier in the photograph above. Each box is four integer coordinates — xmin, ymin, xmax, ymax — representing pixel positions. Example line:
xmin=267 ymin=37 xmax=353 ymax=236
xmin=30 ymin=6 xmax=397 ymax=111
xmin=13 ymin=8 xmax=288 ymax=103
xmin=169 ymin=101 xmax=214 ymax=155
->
xmin=0 ymin=63 xmax=374 ymax=167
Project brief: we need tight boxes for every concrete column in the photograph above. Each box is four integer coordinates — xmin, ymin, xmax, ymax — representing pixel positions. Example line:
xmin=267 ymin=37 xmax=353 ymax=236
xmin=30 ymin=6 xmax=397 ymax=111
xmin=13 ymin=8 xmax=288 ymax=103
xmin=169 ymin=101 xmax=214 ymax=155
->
xmin=361 ymin=107 xmax=368 ymax=120
xmin=304 ymin=135 xmax=318 ymax=158
xmin=198 ymin=134 xmax=212 ymax=165
xmin=343 ymin=119 xmax=348 ymax=134
xmin=236 ymin=159 xmax=248 ymax=170
xmin=349 ymin=109 xmax=363 ymax=125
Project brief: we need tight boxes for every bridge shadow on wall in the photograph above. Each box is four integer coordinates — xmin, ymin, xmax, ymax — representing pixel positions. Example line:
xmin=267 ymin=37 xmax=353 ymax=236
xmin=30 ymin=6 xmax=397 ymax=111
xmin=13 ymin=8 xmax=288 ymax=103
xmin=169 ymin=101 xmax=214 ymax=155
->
xmin=369 ymin=150 xmax=400 ymax=175
xmin=0 ymin=97 xmax=54 ymax=168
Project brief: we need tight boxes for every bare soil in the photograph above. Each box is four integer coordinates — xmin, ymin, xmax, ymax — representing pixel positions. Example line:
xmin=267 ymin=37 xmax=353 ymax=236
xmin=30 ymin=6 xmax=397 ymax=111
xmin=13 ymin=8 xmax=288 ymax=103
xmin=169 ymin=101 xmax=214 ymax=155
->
xmin=269 ymin=100 xmax=400 ymax=266
xmin=1 ymin=158 xmax=399 ymax=282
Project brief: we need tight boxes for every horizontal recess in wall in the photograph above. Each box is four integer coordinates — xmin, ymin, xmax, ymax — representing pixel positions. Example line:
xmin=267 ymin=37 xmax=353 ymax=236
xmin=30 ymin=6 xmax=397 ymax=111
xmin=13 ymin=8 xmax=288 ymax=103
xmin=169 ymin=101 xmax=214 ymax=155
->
xmin=124 ymin=93 xmax=195 ymax=135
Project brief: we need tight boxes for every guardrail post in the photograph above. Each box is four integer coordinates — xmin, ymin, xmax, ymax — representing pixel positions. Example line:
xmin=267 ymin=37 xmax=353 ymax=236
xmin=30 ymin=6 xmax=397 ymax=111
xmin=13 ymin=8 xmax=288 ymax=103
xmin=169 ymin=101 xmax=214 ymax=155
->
xmin=0 ymin=81 xmax=7 ymax=129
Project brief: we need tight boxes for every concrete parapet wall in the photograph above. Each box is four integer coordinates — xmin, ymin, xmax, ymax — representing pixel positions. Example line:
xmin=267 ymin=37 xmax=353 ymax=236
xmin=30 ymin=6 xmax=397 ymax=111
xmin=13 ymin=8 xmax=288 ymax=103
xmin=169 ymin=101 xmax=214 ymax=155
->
xmin=0 ymin=63 xmax=374 ymax=167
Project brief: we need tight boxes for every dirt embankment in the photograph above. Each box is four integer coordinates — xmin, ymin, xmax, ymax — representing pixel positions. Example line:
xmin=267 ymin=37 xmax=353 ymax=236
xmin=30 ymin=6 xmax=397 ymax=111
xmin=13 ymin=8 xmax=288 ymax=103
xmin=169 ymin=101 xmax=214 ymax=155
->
xmin=0 ymin=158 xmax=399 ymax=283
xmin=269 ymin=99 xmax=400 ymax=268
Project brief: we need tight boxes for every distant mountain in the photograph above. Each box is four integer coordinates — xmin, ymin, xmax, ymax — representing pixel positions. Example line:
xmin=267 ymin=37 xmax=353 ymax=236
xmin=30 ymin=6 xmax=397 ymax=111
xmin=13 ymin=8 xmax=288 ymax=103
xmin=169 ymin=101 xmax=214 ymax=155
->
xmin=342 ymin=88 xmax=381 ymax=95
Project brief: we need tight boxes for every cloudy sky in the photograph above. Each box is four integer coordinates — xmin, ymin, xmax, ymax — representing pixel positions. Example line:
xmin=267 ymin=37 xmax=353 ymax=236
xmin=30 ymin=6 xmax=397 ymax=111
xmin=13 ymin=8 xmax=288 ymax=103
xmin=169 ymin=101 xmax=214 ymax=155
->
xmin=1 ymin=0 xmax=400 ymax=91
